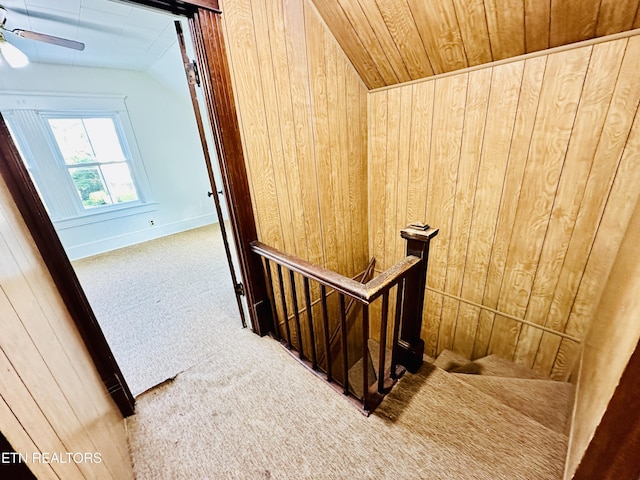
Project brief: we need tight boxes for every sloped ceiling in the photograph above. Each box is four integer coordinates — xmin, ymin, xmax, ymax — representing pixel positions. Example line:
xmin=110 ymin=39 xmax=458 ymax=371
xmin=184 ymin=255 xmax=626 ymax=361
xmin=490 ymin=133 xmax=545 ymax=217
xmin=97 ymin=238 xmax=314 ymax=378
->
xmin=310 ymin=0 xmax=640 ymax=89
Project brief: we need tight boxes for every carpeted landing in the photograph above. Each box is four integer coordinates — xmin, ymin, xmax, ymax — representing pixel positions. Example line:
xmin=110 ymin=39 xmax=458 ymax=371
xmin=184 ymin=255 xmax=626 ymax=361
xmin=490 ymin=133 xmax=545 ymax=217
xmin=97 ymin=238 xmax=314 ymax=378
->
xmin=127 ymin=337 xmax=573 ymax=479
xmin=72 ymin=224 xmax=243 ymax=397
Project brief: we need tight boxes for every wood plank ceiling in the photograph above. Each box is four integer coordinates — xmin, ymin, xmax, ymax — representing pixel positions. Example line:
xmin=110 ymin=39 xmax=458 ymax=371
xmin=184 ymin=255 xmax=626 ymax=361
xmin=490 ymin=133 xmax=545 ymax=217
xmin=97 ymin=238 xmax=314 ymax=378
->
xmin=310 ymin=0 xmax=640 ymax=89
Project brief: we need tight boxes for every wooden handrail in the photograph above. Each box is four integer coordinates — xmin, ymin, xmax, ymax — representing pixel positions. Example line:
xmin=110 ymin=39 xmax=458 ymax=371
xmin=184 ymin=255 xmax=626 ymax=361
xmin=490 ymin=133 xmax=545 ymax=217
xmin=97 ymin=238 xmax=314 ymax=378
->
xmin=250 ymin=241 xmax=421 ymax=304
xmin=250 ymin=223 xmax=438 ymax=415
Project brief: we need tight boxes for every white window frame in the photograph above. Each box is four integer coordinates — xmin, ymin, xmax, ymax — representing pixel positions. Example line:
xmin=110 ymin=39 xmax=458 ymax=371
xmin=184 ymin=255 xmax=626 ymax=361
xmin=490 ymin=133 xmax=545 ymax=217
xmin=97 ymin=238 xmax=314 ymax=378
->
xmin=1 ymin=93 xmax=156 ymax=227
xmin=40 ymin=111 xmax=145 ymax=212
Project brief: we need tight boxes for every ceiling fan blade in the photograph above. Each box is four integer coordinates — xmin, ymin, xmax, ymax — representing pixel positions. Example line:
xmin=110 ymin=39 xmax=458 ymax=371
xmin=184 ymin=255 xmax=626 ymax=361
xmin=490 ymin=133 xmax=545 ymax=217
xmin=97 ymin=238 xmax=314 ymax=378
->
xmin=12 ymin=29 xmax=84 ymax=51
xmin=5 ymin=7 xmax=122 ymax=35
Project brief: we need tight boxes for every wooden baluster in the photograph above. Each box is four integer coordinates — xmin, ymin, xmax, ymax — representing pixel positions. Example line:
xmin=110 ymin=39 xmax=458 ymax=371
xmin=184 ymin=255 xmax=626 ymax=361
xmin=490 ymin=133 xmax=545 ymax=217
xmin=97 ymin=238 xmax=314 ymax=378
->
xmin=276 ymin=265 xmax=292 ymax=349
xmin=390 ymin=280 xmax=404 ymax=379
xmin=378 ymin=292 xmax=389 ymax=394
xmin=320 ymin=285 xmax=332 ymax=382
xmin=303 ymin=278 xmax=318 ymax=369
xmin=289 ymin=270 xmax=304 ymax=359
xmin=264 ymin=259 xmax=280 ymax=340
xmin=339 ymin=294 xmax=349 ymax=395
xmin=362 ymin=303 xmax=369 ymax=409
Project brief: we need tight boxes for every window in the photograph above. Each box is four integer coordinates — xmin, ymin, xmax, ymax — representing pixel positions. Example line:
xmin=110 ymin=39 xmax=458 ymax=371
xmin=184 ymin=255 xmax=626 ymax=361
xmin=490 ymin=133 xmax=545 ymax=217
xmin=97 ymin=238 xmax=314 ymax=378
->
xmin=46 ymin=116 xmax=139 ymax=209
xmin=2 ymin=97 xmax=154 ymax=225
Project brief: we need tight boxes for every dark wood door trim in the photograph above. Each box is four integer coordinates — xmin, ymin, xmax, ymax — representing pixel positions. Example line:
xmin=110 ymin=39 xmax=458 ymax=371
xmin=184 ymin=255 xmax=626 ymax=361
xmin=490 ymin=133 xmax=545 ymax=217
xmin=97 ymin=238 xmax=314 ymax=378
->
xmin=174 ymin=19 xmax=248 ymax=329
xmin=572 ymin=340 xmax=640 ymax=479
xmin=121 ymin=0 xmax=274 ymax=336
xmin=0 ymin=0 xmax=274 ymax=420
xmin=0 ymin=116 xmax=135 ymax=417
xmin=119 ymin=0 xmax=220 ymax=15
xmin=188 ymin=8 xmax=273 ymax=336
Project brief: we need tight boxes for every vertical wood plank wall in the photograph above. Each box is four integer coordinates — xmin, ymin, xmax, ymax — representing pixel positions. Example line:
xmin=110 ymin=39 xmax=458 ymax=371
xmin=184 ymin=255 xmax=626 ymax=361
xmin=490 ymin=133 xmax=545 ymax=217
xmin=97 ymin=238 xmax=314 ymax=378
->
xmin=368 ymin=34 xmax=640 ymax=379
xmin=0 ymin=176 xmax=133 ymax=478
xmin=219 ymin=0 xmax=368 ymax=278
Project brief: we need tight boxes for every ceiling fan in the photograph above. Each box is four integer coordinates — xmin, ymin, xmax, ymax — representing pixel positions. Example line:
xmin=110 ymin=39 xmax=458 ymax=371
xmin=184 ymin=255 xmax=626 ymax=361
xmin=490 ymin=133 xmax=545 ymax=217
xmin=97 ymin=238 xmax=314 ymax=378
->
xmin=0 ymin=4 xmax=85 ymax=68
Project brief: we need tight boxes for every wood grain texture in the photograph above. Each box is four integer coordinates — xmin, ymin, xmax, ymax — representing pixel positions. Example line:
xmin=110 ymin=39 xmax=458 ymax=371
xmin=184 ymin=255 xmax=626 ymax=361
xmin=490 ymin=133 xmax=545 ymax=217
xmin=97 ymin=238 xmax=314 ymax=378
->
xmin=311 ymin=0 xmax=638 ymax=88
xmin=470 ymin=60 xmax=525 ymax=352
xmin=427 ymin=74 xmax=467 ymax=356
xmin=472 ymin=56 xmax=547 ymax=360
xmin=524 ymin=0 xmax=550 ymax=52
xmin=335 ymin=0 xmax=400 ymax=85
xmin=443 ymin=68 xmax=492 ymax=356
xmin=551 ymin=83 xmax=640 ymax=380
xmin=0 ymin=171 xmax=133 ymax=478
xmin=487 ymin=47 xmax=591 ymax=361
xmin=0 ymin=395 xmax=59 ymax=480
xmin=222 ymin=0 xmax=368 ymax=280
xmin=397 ymin=89 xmax=413 ymax=261
xmin=452 ymin=0 xmax=493 ymax=66
xmin=405 ymin=82 xmax=433 ymax=227
xmin=283 ymin=0 xmax=324 ymax=267
xmin=550 ymin=0 xmax=601 ymax=47
xmin=535 ymin=36 xmax=640 ymax=377
xmin=373 ymin=0 xmax=434 ymax=78
xmin=368 ymin=35 xmax=640 ymax=375
xmin=568 ymin=196 xmax=640 ymax=477
xmin=596 ymin=0 xmax=640 ymax=36
xmin=221 ymin=0 xmax=368 ymax=336
xmin=357 ymin=0 xmax=412 ymax=83
xmin=407 ymin=0 xmax=468 ymax=75
xmin=308 ymin=0 xmax=386 ymax=89
xmin=383 ymin=88 xmax=402 ymax=271
xmin=484 ymin=0 xmax=525 ymax=60
xmin=453 ymin=64 xmax=521 ymax=359
xmin=369 ymin=90 xmax=388 ymax=272
xmin=514 ymin=39 xmax=628 ymax=367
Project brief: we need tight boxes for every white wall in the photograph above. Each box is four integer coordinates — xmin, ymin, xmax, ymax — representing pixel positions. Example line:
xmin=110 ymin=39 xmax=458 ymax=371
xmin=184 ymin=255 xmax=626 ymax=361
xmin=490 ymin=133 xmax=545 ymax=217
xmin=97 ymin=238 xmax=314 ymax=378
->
xmin=0 ymin=60 xmax=218 ymax=259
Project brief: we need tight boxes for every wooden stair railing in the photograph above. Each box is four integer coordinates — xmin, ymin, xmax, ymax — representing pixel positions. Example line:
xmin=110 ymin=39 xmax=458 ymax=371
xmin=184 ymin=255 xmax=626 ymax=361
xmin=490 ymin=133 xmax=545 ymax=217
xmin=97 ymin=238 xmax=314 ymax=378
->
xmin=250 ymin=223 xmax=438 ymax=415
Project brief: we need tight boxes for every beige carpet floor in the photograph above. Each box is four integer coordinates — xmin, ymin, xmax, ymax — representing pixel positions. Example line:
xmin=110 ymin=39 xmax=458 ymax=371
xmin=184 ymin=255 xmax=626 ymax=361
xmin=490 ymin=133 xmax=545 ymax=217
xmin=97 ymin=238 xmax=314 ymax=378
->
xmin=82 ymin=225 xmax=568 ymax=478
xmin=127 ymin=332 xmax=568 ymax=479
xmin=72 ymin=224 xmax=243 ymax=396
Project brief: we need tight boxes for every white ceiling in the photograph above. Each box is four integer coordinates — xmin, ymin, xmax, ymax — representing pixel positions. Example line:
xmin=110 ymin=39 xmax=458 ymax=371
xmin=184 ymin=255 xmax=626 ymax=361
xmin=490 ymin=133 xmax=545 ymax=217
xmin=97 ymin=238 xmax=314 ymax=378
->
xmin=0 ymin=0 xmax=182 ymax=71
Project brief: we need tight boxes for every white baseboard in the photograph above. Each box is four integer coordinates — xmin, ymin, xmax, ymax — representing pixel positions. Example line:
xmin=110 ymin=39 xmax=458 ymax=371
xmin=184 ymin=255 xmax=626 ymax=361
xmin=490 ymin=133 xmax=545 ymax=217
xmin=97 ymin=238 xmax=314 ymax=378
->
xmin=65 ymin=214 xmax=218 ymax=260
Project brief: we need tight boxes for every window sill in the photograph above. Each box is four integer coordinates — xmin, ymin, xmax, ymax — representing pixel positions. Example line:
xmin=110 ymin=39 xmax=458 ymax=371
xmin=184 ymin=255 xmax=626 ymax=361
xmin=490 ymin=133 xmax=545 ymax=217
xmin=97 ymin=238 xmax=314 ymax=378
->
xmin=54 ymin=202 xmax=158 ymax=230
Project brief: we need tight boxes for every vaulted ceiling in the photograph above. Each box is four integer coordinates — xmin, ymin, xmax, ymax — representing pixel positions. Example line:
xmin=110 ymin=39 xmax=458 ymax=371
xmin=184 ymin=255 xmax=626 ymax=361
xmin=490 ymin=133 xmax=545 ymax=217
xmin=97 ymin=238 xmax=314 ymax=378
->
xmin=310 ymin=0 xmax=640 ymax=89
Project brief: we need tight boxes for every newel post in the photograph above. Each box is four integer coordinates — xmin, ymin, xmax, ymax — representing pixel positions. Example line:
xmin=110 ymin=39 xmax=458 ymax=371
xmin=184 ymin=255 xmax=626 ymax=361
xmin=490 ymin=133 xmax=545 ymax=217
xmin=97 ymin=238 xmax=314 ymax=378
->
xmin=396 ymin=223 xmax=439 ymax=373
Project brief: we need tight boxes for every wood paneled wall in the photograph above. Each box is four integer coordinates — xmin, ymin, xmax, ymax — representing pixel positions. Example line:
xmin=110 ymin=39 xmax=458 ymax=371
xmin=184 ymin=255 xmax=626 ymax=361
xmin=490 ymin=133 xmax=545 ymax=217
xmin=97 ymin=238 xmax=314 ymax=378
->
xmin=565 ymin=193 xmax=640 ymax=478
xmin=311 ymin=0 xmax=640 ymax=88
xmin=0 ymin=176 xmax=133 ymax=478
xmin=220 ymin=0 xmax=368 ymax=279
xmin=368 ymin=34 xmax=640 ymax=379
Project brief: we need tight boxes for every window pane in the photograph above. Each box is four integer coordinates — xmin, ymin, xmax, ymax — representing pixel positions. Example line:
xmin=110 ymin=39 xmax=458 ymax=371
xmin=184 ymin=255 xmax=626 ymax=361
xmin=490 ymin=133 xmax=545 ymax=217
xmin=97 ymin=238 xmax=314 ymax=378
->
xmin=48 ymin=119 xmax=96 ymax=164
xmin=83 ymin=118 xmax=126 ymax=163
xmin=101 ymin=163 xmax=139 ymax=203
xmin=69 ymin=167 xmax=112 ymax=208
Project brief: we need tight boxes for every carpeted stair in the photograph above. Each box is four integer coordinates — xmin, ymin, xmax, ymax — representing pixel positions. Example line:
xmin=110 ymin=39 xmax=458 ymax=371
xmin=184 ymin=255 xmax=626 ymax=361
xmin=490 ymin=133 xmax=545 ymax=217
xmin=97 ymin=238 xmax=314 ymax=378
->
xmin=129 ymin=334 xmax=573 ymax=479
xmin=347 ymin=339 xmax=401 ymax=399
xmin=430 ymin=348 xmax=575 ymax=435
xmin=347 ymin=343 xmax=573 ymax=477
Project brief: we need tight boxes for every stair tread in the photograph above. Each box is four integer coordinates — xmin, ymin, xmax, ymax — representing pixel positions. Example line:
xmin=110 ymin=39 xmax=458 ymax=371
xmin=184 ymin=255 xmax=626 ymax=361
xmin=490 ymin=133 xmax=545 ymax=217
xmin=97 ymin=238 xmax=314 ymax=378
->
xmin=434 ymin=350 xmax=550 ymax=380
xmin=367 ymin=338 xmax=392 ymax=380
xmin=433 ymin=349 xmax=470 ymax=371
xmin=347 ymin=352 xmax=376 ymax=399
xmin=454 ymin=374 xmax=575 ymax=434
xmin=467 ymin=354 xmax=550 ymax=379
xmin=377 ymin=364 xmax=567 ymax=479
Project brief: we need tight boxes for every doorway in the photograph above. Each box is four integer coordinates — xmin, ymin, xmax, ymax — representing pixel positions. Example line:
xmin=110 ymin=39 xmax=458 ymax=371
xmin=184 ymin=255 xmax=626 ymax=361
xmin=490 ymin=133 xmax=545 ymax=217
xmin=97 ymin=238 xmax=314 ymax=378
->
xmin=0 ymin=1 xmax=244 ymax=397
